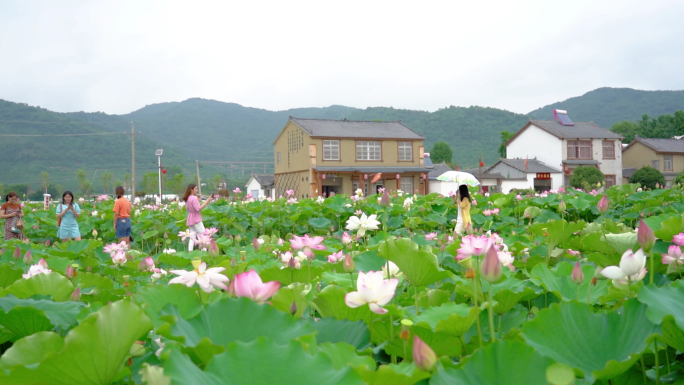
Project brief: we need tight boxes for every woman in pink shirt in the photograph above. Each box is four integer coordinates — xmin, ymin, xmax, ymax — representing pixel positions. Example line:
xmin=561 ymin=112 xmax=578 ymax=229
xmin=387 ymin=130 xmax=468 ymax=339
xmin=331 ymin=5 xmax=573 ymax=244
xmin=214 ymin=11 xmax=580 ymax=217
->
xmin=183 ymin=183 xmax=214 ymax=251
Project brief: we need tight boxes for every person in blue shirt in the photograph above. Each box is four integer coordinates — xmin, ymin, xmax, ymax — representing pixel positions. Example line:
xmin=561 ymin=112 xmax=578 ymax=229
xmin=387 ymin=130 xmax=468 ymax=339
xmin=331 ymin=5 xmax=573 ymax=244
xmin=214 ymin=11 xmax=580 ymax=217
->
xmin=56 ymin=191 xmax=82 ymax=241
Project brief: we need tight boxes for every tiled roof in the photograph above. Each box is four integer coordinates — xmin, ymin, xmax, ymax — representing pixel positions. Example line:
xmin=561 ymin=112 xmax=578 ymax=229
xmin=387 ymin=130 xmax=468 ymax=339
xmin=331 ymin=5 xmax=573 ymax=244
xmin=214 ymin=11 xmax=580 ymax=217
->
xmin=497 ymin=158 xmax=562 ymax=174
xmin=459 ymin=167 xmax=506 ymax=180
xmin=252 ymin=174 xmax=274 ymax=186
xmin=627 ymin=137 xmax=684 ymax=154
xmin=290 ymin=117 xmax=425 ymax=140
xmin=427 ymin=162 xmax=453 ymax=178
xmin=527 ymin=119 xmax=623 ymax=140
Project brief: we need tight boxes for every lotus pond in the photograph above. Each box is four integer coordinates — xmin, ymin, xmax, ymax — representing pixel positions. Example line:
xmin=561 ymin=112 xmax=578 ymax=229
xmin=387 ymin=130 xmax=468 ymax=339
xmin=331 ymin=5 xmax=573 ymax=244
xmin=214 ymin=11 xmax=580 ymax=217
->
xmin=1 ymin=184 xmax=684 ymax=384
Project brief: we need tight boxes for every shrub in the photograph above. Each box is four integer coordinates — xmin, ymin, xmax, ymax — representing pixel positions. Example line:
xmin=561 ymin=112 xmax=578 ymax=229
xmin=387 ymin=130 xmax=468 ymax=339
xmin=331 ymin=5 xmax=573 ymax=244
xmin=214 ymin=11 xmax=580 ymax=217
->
xmin=630 ymin=166 xmax=665 ymax=189
xmin=569 ymin=166 xmax=605 ymax=189
xmin=673 ymin=171 xmax=684 ymax=186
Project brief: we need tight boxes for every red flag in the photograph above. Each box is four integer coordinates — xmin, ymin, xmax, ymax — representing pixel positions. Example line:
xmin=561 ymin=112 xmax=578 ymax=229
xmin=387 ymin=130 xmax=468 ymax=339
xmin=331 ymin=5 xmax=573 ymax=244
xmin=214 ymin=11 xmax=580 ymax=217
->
xmin=371 ymin=173 xmax=382 ymax=184
xmin=524 ymin=156 xmax=528 ymax=171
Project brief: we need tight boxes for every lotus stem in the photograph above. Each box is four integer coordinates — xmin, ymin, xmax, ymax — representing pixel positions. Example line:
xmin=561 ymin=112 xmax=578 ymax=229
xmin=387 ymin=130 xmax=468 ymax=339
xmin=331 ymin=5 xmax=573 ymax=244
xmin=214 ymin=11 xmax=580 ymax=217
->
xmin=654 ymin=339 xmax=660 ymax=385
xmin=587 ymin=281 xmax=592 ymax=305
xmin=576 ymin=284 xmax=580 ymax=302
xmin=641 ymin=357 xmax=647 ymax=385
xmin=460 ymin=336 xmax=468 ymax=356
xmin=350 ymin=272 xmax=354 ymax=289
xmin=649 ymin=250 xmax=655 ymax=285
xmin=369 ymin=311 xmax=374 ymax=347
xmin=662 ymin=337 xmax=670 ymax=373
xmin=472 ymin=257 xmax=483 ymax=348
xmin=415 ymin=285 xmax=419 ymax=316
xmin=487 ymin=282 xmax=496 ymax=342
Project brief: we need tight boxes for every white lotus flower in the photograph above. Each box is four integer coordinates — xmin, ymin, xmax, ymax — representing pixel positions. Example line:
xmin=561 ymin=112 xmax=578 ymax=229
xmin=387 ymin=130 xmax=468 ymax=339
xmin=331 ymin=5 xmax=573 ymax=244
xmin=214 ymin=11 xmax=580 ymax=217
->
xmin=345 ymin=213 xmax=381 ymax=237
xmin=497 ymin=250 xmax=515 ymax=271
xmin=382 ymin=261 xmax=403 ymax=278
xmin=345 ymin=271 xmax=398 ymax=314
xmin=162 ymin=249 xmax=176 ymax=254
xmin=92 ymin=210 xmax=98 ymax=217
xmin=601 ymin=248 xmax=647 ymax=285
xmin=403 ymin=197 xmax=413 ymax=209
xmin=169 ymin=260 xmax=229 ymax=293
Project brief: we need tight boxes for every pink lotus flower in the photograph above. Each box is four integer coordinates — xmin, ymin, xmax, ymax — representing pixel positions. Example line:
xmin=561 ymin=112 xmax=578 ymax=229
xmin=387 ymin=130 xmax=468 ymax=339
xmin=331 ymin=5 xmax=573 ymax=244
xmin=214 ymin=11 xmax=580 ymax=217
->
xmin=572 ymin=262 xmax=584 ymax=284
xmin=169 ymin=260 xmax=229 ymax=293
xmin=280 ymin=251 xmax=305 ymax=269
xmin=23 ymin=259 xmax=52 ymax=279
xmin=516 ymin=194 xmax=522 ymax=201
xmin=203 ymin=227 xmax=219 ymax=237
xmin=65 ymin=265 xmax=76 ymax=279
xmin=472 ymin=199 xmax=477 ymax=206
xmin=482 ymin=209 xmax=492 ymax=216
xmin=286 ymin=189 xmax=295 ymax=197
xmin=71 ymin=288 xmax=81 ymax=301
xmin=456 ymin=235 xmax=493 ymax=260
xmin=413 ymin=335 xmax=437 ymax=372
xmin=327 ymin=250 xmax=345 ymax=263
xmin=481 ymin=246 xmax=502 ymax=283
xmin=341 ymin=232 xmax=352 ymax=245
xmin=597 ymin=195 xmax=609 ymax=213
xmin=425 ymin=232 xmax=437 ymax=241
xmin=208 ymin=239 xmax=220 ymax=257
xmin=344 ymin=271 xmax=398 ymax=314
xmin=233 ymin=187 xmax=242 ymax=194
xmin=290 ymin=234 xmax=327 ymax=257
xmin=637 ymin=219 xmax=656 ymax=250
xmin=12 ymin=247 xmax=20 ymax=260
xmin=232 ymin=269 xmax=280 ymax=304
xmin=662 ymin=245 xmax=684 ymax=265
xmin=23 ymin=250 xmax=32 ymax=265
xmin=672 ymin=233 xmax=684 ymax=246
xmin=567 ymin=249 xmax=581 ymax=257
xmin=178 ymin=229 xmax=194 ymax=242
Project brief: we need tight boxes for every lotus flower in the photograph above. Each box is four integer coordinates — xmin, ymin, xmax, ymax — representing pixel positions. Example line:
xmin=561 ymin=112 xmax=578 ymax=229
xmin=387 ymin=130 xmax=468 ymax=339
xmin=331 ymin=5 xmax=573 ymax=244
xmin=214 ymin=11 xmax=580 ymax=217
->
xmin=233 ymin=187 xmax=242 ymax=194
xmin=597 ymin=195 xmax=609 ymax=213
xmin=673 ymin=233 xmax=684 ymax=246
xmin=92 ymin=229 xmax=98 ymax=237
xmin=280 ymin=251 xmax=305 ymax=269
xmin=91 ymin=210 xmax=98 ymax=217
xmin=382 ymin=260 xmax=402 ymax=278
xmin=71 ymin=288 xmax=81 ymax=301
xmin=341 ymin=232 xmax=352 ymax=245
xmin=456 ymin=235 xmax=493 ymax=259
xmin=232 ymin=269 xmax=280 ymax=304
xmin=379 ymin=189 xmax=390 ymax=206
xmin=425 ymin=232 xmax=437 ymax=241
xmin=12 ymin=247 xmax=20 ymax=260
xmin=290 ymin=234 xmax=327 ymax=257
xmin=600 ymin=249 xmax=647 ymax=285
xmin=169 ymin=260 xmax=229 ymax=293
xmin=497 ymin=250 xmax=515 ymax=271
xmin=412 ymin=335 xmax=437 ymax=372
xmin=516 ymin=194 xmax=522 ymax=201
xmin=558 ymin=200 xmax=566 ymax=211
xmin=178 ymin=229 xmax=194 ymax=242
xmin=151 ymin=268 xmax=168 ymax=279
xmin=65 ymin=265 xmax=76 ymax=279
xmin=481 ymin=246 xmax=502 ymax=283
xmin=23 ymin=250 xmax=32 ymax=265
xmin=567 ymin=249 xmax=581 ymax=257
xmin=327 ymin=250 xmax=345 ymax=263
xmin=208 ymin=239 xmax=219 ymax=257
xmin=572 ymin=262 xmax=584 ymax=284
xmin=162 ymin=248 xmax=176 ymax=254
xmin=345 ymin=213 xmax=381 ymax=237
xmin=662 ymin=245 xmax=684 ymax=265
xmin=343 ymin=253 xmax=355 ymax=273
xmin=637 ymin=219 xmax=656 ymax=250
xmin=344 ymin=271 xmax=398 ymax=314
xmin=253 ymin=237 xmax=265 ymax=251
xmin=23 ymin=260 xmax=52 ymax=279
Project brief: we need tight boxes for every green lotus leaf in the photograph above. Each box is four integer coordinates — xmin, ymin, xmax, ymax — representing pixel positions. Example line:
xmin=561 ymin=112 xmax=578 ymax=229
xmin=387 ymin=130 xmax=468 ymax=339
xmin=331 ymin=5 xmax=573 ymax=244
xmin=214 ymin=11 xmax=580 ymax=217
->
xmin=0 ymin=300 xmax=152 ymax=385
xmin=308 ymin=217 xmax=332 ymax=229
xmin=317 ymin=342 xmax=376 ymax=371
xmin=308 ymin=317 xmax=370 ymax=350
xmin=412 ymin=302 xmax=472 ymax=330
xmin=73 ymin=272 xmax=114 ymax=291
xmin=0 ymin=306 xmax=53 ymax=339
xmin=653 ymin=214 xmax=684 ymax=242
xmin=271 ymin=282 xmax=311 ymax=318
xmin=378 ymin=238 xmax=452 ymax=287
xmin=312 ymin=285 xmax=370 ymax=322
xmin=357 ymin=362 xmax=430 ymax=385
xmin=492 ymin=288 xmax=538 ymax=315
xmin=637 ymin=284 xmax=684 ymax=329
xmin=354 ymin=250 xmax=387 ymax=272
xmin=0 ymin=265 xmax=23 ymax=288
xmin=430 ymin=340 xmax=557 ymax=385
xmin=162 ymin=337 xmax=364 ymax=385
xmin=522 ymin=299 xmax=659 ymax=383
xmin=2 ymin=273 xmax=74 ymax=302
xmin=157 ymin=297 xmax=313 ymax=347
xmin=416 ymin=289 xmax=452 ymax=309
xmin=259 ymin=265 xmax=326 ymax=285
xmin=660 ymin=318 xmax=684 ymax=352
xmin=0 ymin=331 xmax=64 ymax=370
xmin=0 ymin=295 xmax=85 ymax=329
xmin=529 ymin=262 xmax=607 ymax=303
xmin=133 ymin=284 xmax=203 ymax=327
xmin=603 ymin=232 xmax=638 ymax=256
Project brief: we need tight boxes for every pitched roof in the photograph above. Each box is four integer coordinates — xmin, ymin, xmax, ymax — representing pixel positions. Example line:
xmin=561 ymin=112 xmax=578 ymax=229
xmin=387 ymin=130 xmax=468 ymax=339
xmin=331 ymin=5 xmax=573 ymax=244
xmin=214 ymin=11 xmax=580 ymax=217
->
xmin=289 ymin=117 xmax=425 ymax=140
xmin=427 ymin=162 xmax=453 ymax=178
xmin=459 ymin=167 xmax=507 ymax=180
xmin=251 ymin=174 xmax=274 ymax=186
xmin=507 ymin=119 xmax=623 ymax=146
xmin=624 ymin=137 xmax=684 ymax=154
xmin=496 ymin=158 xmax=562 ymax=174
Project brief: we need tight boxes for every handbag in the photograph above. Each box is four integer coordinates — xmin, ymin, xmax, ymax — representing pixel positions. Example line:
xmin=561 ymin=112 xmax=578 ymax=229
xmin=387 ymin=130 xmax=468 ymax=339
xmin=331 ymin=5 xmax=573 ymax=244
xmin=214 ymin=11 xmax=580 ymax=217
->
xmin=15 ymin=218 xmax=23 ymax=229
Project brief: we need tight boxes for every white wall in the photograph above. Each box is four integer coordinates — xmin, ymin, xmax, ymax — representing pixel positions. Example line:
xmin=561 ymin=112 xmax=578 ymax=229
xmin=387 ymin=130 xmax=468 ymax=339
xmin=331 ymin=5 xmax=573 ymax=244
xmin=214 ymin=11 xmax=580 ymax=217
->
xmin=501 ymin=175 xmax=536 ymax=193
xmin=506 ymin=124 xmax=563 ymax=169
xmin=592 ymin=138 xmax=623 ymax=185
xmin=551 ymin=173 xmax=564 ymax=190
xmin=245 ymin=178 xmax=266 ymax=199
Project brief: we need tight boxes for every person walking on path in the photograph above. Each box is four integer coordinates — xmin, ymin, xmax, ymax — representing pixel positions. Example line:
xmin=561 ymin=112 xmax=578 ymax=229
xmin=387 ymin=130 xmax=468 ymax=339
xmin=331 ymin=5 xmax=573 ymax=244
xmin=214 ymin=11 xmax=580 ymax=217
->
xmin=113 ymin=186 xmax=132 ymax=245
xmin=56 ymin=191 xmax=82 ymax=241
xmin=454 ymin=185 xmax=472 ymax=236
xmin=1 ymin=192 xmax=24 ymax=241
xmin=183 ymin=183 xmax=214 ymax=251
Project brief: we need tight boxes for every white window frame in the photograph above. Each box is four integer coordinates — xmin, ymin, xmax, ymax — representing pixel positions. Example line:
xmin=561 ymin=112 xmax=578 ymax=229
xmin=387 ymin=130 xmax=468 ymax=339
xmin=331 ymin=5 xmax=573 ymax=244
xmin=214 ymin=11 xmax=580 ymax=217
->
xmin=605 ymin=175 xmax=616 ymax=188
xmin=400 ymin=178 xmax=413 ymax=194
xmin=398 ymin=142 xmax=412 ymax=161
xmin=356 ymin=141 xmax=381 ymax=161
xmin=664 ymin=155 xmax=673 ymax=171
xmin=323 ymin=140 xmax=340 ymax=161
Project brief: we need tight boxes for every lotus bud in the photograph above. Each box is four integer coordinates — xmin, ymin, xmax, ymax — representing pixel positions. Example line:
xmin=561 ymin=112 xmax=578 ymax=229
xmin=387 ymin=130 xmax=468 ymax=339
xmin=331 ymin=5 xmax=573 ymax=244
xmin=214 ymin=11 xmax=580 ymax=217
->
xmin=230 ymin=257 xmax=237 ymax=268
xmin=637 ymin=219 xmax=655 ymax=251
xmin=316 ymin=282 xmax=321 ymax=292
xmin=480 ymin=246 xmax=502 ymax=283
xmin=129 ymin=341 xmax=145 ymax=357
xmin=330 ymin=225 xmax=336 ymax=232
xmin=558 ymin=200 xmax=566 ymax=212
xmin=253 ymin=237 xmax=260 ymax=251
xmin=13 ymin=247 xmax=21 ymax=260
xmin=289 ymin=301 xmax=297 ymax=316
xmin=23 ymin=250 xmax=33 ymax=265
xmin=45 ymin=239 xmax=51 ymax=246
xmin=87 ymin=265 xmax=92 ymax=272
xmin=400 ymin=319 xmax=413 ymax=341
xmin=597 ymin=195 xmax=609 ymax=213
xmin=138 ymin=260 xmax=148 ymax=271
xmin=234 ymin=234 xmax=242 ymax=244
xmin=341 ymin=232 xmax=352 ymax=245
xmin=71 ymin=288 xmax=81 ymax=302
xmin=571 ymin=262 xmax=584 ymax=284
xmin=145 ymin=257 xmax=155 ymax=267
xmin=92 ymin=229 xmax=98 ymax=237
xmin=380 ymin=189 xmax=390 ymax=206
xmin=412 ymin=335 xmax=437 ymax=372
xmin=591 ymin=276 xmax=598 ymax=286
xmin=65 ymin=265 xmax=76 ymax=279
xmin=163 ymin=232 xmax=168 ymax=239
xmin=123 ymin=275 xmax=130 ymax=287
xmin=516 ymin=194 xmax=522 ymax=201
xmin=288 ymin=257 xmax=297 ymax=269
xmin=343 ymin=254 xmax=355 ymax=273
xmin=208 ymin=239 xmax=219 ymax=257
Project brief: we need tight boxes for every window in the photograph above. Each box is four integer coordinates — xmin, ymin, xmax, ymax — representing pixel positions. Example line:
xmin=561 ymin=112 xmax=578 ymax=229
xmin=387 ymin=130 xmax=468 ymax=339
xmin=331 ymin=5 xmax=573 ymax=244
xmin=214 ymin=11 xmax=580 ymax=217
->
xmin=352 ymin=181 xmax=369 ymax=196
xmin=398 ymin=142 xmax=412 ymax=161
xmin=250 ymin=189 xmax=259 ymax=198
xmin=664 ymin=155 xmax=673 ymax=171
xmin=602 ymin=141 xmax=615 ymax=159
xmin=400 ymin=178 xmax=413 ymax=193
xmin=652 ymin=160 xmax=660 ymax=170
xmin=323 ymin=140 xmax=340 ymax=160
xmin=567 ymin=140 xmax=592 ymax=159
xmin=356 ymin=141 xmax=381 ymax=161
xmin=277 ymin=152 xmax=281 ymax=165
xmin=605 ymin=175 xmax=616 ymax=188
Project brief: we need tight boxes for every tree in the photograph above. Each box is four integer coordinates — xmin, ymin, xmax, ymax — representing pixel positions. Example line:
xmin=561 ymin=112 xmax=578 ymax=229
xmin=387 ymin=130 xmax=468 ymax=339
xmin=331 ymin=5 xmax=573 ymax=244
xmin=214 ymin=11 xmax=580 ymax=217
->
xmin=212 ymin=174 xmax=224 ymax=190
xmin=101 ymin=171 xmax=114 ymax=194
xmin=114 ymin=179 xmax=124 ymax=191
xmin=630 ymin=166 xmax=665 ymax=189
xmin=41 ymin=172 xmax=50 ymax=193
xmin=610 ymin=121 xmax=639 ymax=143
xmin=168 ymin=174 xmax=185 ymax=196
xmin=431 ymin=142 xmax=453 ymax=164
xmin=569 ymin=166 xmax=605 ymax=189
xmin=124 ymin=173 xmax=132 ymax=191
xmin=56 ymin=184 xmax=64 ymax=198
xmin=142 ymin=172 xmax=158 ymax=195
xmin=0 ymin=183 xmax=4 ymax=198
xmin=498 ymin=131 xmax=513 ymax=158
xmin=76 ymin=169 xmax=87 ymax=194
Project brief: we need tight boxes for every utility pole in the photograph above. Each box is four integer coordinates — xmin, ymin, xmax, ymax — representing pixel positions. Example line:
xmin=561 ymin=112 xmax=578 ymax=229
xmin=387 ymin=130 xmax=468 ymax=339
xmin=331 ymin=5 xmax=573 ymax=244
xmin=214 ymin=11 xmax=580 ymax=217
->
xmin=196 ymin=160 xmax=202 ymax=196
xmin=129 ymin=122 xmax=136 ymax=199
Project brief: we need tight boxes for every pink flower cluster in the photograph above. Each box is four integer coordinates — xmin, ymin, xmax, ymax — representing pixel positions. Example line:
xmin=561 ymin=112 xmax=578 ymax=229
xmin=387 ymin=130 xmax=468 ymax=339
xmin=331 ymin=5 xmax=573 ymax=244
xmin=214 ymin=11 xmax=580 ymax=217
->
xmin=482 ymin=208 xmax=500 ymax=216
xmin=103 ymin=241 xmax=129 ymax=266
xmin=456 ymin=233 xmax=515 ymax=271
xmin=290 ymin=234 xmax=326 ymax=257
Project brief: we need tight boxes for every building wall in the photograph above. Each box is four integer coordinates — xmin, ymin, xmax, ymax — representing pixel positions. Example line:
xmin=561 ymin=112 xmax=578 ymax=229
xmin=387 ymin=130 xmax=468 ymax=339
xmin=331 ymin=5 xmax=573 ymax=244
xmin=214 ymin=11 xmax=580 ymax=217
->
xmin=507 ymin=125 xmax=563 ymax=168
xmin=273 ymin=121 xmax=314 ymax=175
xmin=501 ymin=175 xmax=536 ymax=194
xmin=622 ymin=142 xmax=684 ymax=173
xmin=245 ymin=178 xmax=265 ymax=199
xmin=316 ymin=138 xmax=423 ymax=166
xmin=591 ymin=138 xmax=623 ymax=185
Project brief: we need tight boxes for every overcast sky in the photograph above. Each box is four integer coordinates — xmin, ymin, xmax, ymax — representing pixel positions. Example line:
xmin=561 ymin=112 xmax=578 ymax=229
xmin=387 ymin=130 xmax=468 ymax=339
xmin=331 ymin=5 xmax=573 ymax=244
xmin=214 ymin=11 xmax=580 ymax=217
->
xmin=1 ymin=0 xmax=682 ymax=115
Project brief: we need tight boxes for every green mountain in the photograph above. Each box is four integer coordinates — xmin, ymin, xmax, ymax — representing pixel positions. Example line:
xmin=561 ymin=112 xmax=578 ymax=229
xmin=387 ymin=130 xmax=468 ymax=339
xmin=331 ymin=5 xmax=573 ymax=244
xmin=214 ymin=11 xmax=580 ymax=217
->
xmin=527 ymin=87 xmax=684 ymax=128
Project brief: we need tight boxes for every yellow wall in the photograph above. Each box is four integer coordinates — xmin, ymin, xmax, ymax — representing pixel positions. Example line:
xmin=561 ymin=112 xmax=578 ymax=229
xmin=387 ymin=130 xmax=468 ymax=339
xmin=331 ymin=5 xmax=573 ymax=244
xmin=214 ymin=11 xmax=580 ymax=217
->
xmin=623 ymin=142 xmax=684 ymax=173
xmin=273 ymin=122 xmax=314 ymax=174
xmin=315 ymin=138 xmax=423 ymax=166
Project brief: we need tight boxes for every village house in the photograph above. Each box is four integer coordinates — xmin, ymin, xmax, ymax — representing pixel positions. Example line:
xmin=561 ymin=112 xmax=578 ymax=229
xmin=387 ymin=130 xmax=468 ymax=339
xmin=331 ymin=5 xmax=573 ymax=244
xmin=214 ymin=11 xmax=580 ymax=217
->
xmin=244 ymin=173 xmax=275 ymax=199
xmin=622 ymin=137 xmax=684 ymax=186
xmin=273 ymin=117 xmax=429 ymax=198
xmin=505 ymin=110 xmax=624 ymax=189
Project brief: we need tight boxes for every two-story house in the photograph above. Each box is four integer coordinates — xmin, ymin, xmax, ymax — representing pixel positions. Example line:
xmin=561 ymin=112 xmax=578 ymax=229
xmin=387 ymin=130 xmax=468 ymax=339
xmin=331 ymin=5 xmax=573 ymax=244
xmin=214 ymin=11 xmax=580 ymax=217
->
xmin=622 ymin=137 xmax=684 ymax=186
xmin=505 ymin=110 xmax=624 ymax=189
xmin=273 ymin=117 xmax=429 ymax=198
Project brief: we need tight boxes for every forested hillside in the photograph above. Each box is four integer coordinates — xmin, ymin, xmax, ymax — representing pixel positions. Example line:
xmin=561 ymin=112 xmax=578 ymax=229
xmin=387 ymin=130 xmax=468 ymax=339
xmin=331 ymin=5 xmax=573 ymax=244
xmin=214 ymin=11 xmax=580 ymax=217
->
xmin=528 ymin=87 xmax=684 ymax=128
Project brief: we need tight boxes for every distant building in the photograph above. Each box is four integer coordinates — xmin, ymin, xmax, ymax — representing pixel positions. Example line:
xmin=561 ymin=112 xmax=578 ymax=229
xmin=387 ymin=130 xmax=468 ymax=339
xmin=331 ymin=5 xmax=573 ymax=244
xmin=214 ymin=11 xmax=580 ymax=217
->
xmin=245 ymin=173 xmax=275 ymax=199
xmin=622 ymin=137 xmax=684 ymax=186
xmin=273 ymin=117 xmax=429 ymax=197
xmin=506 ymin=110 xmax=624 ymax=188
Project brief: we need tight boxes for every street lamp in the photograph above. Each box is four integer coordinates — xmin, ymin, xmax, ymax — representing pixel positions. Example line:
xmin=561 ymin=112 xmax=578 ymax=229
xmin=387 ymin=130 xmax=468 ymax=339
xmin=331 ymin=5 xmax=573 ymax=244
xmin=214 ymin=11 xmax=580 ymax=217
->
xmin=155 ymin=149 xmax=163 ymax=201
